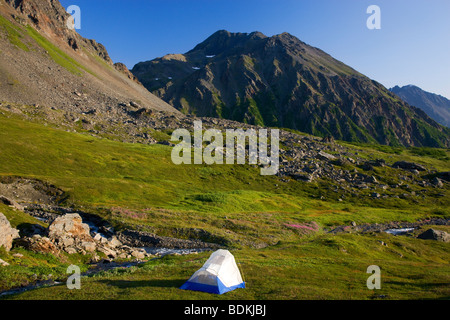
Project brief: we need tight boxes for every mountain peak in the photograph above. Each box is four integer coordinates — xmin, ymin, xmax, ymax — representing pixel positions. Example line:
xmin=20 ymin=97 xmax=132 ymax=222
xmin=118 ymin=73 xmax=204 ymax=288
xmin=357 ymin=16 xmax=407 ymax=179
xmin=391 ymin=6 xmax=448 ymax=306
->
xmin=248 ymin=31 xmax=267 ymax=39
xmin=189 ymin=30 xmax=266 ymax=55
xmin=132 ymin=31 xmax=450 ymax=147
xmin=390 ymin=85 xmax=450 ymax=127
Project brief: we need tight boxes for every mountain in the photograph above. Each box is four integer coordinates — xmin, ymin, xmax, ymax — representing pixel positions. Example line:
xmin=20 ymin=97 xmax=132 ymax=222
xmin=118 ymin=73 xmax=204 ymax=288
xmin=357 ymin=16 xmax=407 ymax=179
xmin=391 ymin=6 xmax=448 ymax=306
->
xmin=0 ymin=0 xmax=178 ymax=115
xmin=132 ymin=30 xmax=450 ymax=148
xmin=390 ymin=85 xmax=450 ymax=128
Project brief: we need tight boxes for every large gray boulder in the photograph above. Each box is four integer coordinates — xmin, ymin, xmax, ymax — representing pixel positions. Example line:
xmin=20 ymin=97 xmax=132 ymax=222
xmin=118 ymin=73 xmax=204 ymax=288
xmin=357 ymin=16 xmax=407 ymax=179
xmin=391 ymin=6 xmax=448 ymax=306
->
xmin=0 ymin=212 xmax=20 ymax=251
xmin=417 ymin=229 xmax=450 ymax=242
xmin=48 ymin=213 xmax=91 ymax=241
xmin=48 ymin=213 xmax=95 ymax=253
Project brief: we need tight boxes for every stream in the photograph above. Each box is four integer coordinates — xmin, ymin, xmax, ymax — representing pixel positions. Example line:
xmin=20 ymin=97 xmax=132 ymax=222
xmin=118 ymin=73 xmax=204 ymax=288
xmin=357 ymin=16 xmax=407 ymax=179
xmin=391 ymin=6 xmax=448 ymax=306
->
xmin=0 ymin=247 xmax=210 ymax=298
xmin=383 ymin=228 xmax=415 ymax=235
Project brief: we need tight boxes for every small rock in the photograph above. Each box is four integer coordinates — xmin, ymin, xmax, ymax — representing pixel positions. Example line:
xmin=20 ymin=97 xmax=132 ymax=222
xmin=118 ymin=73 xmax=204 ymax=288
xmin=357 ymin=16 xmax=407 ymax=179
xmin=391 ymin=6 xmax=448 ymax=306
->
xmin=81 ymin=241 xmax=97 ymax=252
xmin=93 ymin=233 xmax=103 ymax=242
xmin=431 ymin=177 xmax=444 ymax=188
xmin=65 ymin=247 xmax=78 ymax=254
xmin=131 ymin=249 xmax=146 ymax=259
xmin=0 ymin=258 xmax=10 ymax=267
xmin=129 ymin=101 xmax=141 ymax=108
xmin=107 ymin=236 xmax=122 ymax=248
xmin=317 ymin=151 xmax=337 ymax=161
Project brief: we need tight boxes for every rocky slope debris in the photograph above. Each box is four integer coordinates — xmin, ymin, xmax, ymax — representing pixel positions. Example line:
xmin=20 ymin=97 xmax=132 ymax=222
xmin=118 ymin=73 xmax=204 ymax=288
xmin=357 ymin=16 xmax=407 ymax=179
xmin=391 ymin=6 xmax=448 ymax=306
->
xmin=4 ymin=0 xmax=112 ymax=64
xmin=0 ymin=0 xmax=178 ymax=125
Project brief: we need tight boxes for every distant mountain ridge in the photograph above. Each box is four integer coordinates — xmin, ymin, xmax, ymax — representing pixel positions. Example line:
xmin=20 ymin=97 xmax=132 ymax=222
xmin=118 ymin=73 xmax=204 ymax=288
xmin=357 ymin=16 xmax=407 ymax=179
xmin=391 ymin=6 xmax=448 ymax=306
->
xmin=132 ymin=30 xmax=450 ymax=148
xmin=390 ymin=85 xmax=450 ymax=128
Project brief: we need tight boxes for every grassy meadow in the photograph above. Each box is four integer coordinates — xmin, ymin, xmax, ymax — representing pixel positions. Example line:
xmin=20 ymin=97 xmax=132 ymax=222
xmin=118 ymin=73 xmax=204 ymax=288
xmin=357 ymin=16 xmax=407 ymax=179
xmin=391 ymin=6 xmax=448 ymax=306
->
xmin=0 ymin=109 xmax=449 ymax=300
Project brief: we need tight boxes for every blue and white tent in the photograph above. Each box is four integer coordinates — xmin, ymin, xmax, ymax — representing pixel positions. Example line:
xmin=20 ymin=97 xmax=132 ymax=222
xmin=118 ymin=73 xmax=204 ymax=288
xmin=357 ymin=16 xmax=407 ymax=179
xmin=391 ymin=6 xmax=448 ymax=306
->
xmin=180 ymin=249 xmax=245 ymax=294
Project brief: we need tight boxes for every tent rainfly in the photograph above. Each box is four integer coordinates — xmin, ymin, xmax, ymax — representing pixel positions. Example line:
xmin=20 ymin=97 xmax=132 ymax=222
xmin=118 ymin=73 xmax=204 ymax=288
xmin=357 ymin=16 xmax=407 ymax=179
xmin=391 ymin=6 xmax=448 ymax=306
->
xmin=180 ymin=249 xmax=245 ymax=294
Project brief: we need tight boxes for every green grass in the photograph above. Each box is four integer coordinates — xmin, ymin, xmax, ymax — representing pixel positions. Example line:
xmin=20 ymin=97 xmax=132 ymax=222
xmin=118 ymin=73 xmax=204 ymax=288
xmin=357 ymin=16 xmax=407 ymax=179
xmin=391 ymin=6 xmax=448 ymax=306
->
xmin=0 ymin=203 xmax=47 ymax=234
xmin=340 ymin=140 xmax=450 ymax=172
xmin=4 ymin=230 xmax=449 ymax=300
xmin=0 ymin=109 xmax=449 ymax=300
xmin=0 ymin=203 xmax=94 ymax=292
xmin=25 ymin=26 xmax=95 ymax=76
xmin=0 ymin=109 xmax=448 ymax=218
xmin=0 ymin=15 xmax=30 ymax=51
xmin=409 ymin=147 xmax=450 ymax=161
xmin=0 ymin=15 xmax=97 ymax=76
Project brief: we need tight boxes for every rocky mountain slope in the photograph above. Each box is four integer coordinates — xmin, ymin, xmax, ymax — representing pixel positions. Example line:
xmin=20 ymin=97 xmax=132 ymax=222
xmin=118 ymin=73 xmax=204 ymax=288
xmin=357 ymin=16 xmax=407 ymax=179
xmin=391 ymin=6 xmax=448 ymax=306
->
xmin=390 ymin=85 xmax=450 ymax=128
xmin=0 ymin=0 xmax=178 ymax=117
xmin=132 ymin=30 xmax=450 ymax=148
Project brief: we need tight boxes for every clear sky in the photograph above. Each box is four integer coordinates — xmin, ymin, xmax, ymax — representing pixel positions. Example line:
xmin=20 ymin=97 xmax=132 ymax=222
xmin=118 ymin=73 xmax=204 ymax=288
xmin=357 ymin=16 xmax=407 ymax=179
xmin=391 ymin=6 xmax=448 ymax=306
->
xmin=60 ymin=0 xmax=450 ymax=99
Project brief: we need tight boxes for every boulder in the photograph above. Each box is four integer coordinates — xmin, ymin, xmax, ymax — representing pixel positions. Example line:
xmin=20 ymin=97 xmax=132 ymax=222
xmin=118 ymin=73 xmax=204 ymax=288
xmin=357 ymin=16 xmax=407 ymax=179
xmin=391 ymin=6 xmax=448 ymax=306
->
xmin=48 ymin=213 xmax=91 ymax=240
xmin=17 ymin=235 xmax=59 ymax=255
xmin=107 ymin=236 xmax=122 ymax=248
xmin=47 ymin=213 xmax=96 ymax=254
xmin=371 ymin=192 xmax=381 ymax=198
xmin=435 ymin=172 xmax=450 ymax=182
xmin=81 ymin=241 xmax=97 ymax=252
xmin=417 ymin=229 xmax=450 ymax=242
xmin=431 ymin=177 xmax=444 ymax=188
xmin=0 ymin=196 xmax=24 ymax=211
xmin=392 ymin=161 xmax=426 ymax=171
xmin=130 ymin=249 xmax=146 ymax=259
xmin=365 ymin=175 xmax=378 ymax=184
xmin=317 ymin=151 xmax=337 ymax=161
xmin=0 ymin=212 xmax=20 ymax=251
xmin=321 ymin=136 xmax=335 ymax=144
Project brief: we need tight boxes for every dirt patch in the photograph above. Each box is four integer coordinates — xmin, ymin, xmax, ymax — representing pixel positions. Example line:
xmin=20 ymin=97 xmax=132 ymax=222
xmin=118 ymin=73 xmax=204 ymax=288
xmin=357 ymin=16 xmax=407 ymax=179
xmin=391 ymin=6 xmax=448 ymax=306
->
xmin=0 ymin=176 xmax=66 ymax=205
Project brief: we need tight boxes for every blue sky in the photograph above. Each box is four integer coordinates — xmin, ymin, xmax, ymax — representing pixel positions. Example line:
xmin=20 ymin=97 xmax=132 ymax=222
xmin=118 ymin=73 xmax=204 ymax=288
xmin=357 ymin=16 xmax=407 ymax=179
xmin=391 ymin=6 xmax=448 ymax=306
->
xmin=60 ymin=0 xmax=450 ymax=99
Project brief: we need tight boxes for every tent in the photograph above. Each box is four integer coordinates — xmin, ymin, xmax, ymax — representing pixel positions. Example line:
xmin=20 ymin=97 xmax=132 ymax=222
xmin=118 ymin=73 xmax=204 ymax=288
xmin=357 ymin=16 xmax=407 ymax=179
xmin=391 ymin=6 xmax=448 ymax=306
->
xmin=180 ymin=249 xmax=246 ymax=294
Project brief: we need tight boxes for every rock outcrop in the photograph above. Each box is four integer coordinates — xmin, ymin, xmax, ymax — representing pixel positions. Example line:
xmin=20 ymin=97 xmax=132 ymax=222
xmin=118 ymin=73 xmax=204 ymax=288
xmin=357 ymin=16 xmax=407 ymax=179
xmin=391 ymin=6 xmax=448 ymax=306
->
xmin=417 ymin=229 xmax=450 ymax=242
xmin=392 ymin=161 xmax=427 ymax=171
xmin=0 ymin=212 xmax=20 ymax=251
xmin=4 ymin=0 xmax=113 ymax=64
xmin=18 ymin=235 xmax=59 ymax=255
xmin=114 ymin=62 xmax=142 ymax=84
xmin=0 ymin=0 xmax=179 ymax=131
xmin=47 ymin=213 xmax=95 ymax=253
xmin=17 ymin=213 xmax=200 ymax=260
